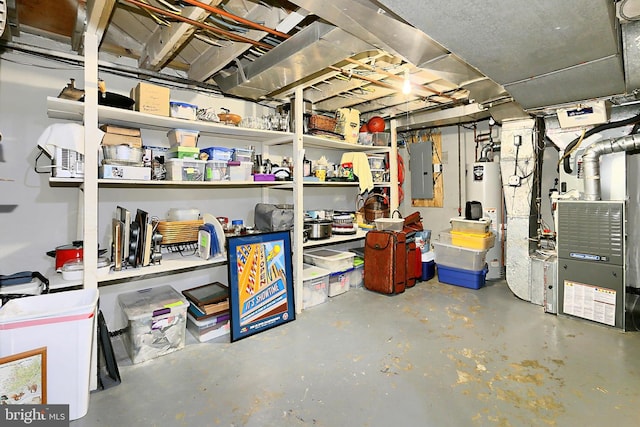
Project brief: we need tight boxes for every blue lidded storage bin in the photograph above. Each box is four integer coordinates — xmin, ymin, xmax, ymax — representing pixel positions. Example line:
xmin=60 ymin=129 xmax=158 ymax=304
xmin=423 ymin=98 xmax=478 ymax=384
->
xmin=437 ymin=264 xmax=488 ymax=290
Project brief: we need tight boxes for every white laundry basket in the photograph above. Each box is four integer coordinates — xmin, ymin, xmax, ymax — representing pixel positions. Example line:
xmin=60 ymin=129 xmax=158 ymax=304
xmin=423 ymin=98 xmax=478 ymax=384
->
xmin=0 ymin=289 xmax=99 ymax=420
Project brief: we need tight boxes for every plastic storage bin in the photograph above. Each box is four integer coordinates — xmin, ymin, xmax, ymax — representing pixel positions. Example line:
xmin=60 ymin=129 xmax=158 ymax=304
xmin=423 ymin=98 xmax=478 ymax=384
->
xmin=350 ymin=256 xmax=364 ymax=288
xmin=117 ymin=286 xmax=189 ymax=364
xmin=328 ymin=268 xmax=353 ymax=297
xmin=166 ymin=146 xmax=200 ymax=159
xmin=169 ymin=101 xmax=197 ymax=120
xmin=432 ymin=241 xmax=487 ymax=271
xmin=439 ymin=230 xmax=495 ymax=250
xmin=232 ymin=147 xmax=253 ymax=162
xmin=186 ymin=312 xmax=230 ymax=343
xmin=367 ymin=155 xmax=385 ymax=169
xmin=437 ymin=264 xmax=488 ymax=289
xmin=200 ymin=146 xmax=233 ymax=162
xmin=205 ymin=160 xmax=229 ymax=181
xmin=372 ymin=132 xmax=390 ymax=146
xmin=450 ymin=217 xmax=491 ymax=234
xmin=167 ymin=129 xmax=199 ymax=147
xmin=302 ymin=263 xmax=330 ymax=309
xmin=303 ymin=249 xmax=355 ymax=273
xmin=228 ymin=161 xmax=253 ymax=181
xmin=0 ymin=289 xmax=99 ymax=420
xmin=165 ymin=158 xmax=206 ymax=181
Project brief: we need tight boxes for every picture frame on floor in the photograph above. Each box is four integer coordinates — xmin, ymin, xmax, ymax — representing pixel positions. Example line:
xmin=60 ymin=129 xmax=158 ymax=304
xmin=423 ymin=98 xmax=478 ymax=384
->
xmin=0 ymin=347 xmax=47 ymax=405
xmin=227 ymin=230 xmax=295 ymax=342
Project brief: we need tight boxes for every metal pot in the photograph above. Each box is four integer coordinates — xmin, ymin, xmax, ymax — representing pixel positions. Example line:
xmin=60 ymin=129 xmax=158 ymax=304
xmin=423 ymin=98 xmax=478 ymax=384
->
xmin=46 ymin=241 xmax=107 ymax=272
xmin=304 ymin=219 xmax=332 ymax=240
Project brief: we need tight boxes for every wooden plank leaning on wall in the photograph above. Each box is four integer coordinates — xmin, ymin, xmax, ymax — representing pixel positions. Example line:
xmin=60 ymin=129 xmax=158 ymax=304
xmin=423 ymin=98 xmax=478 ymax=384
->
xmin=410 ymin=130 xmax=443 ymax=208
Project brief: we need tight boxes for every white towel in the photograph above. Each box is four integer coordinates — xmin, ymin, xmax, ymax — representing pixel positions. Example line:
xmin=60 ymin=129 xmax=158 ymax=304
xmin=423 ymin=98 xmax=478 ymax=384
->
xmin=340 ymin=152 xmax=374 ymax=194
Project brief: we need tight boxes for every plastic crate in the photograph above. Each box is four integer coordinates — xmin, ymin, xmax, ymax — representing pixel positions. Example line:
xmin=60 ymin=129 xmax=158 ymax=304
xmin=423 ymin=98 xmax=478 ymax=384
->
xmin=367 ymin=155 xmax=385 ymax=169
xmin=328 ymin=268 xmax=353 ymax=297
xmin=302 ymin=264 xmax=330 ymax=309
xmin=437 ymin=264 xmax=488 ymax=290
xmin=117 ymin=286 xmax=188 ymax=364
xmin=303 ymin=249 xmax=355 ymax=273
xmin=450 ymin=217 xmax=491 ymax=234
xmin=432 ymin=241 xmax=487 ymax=271
xmin=439 ymin=230 xmax=495 ymax=250
xmin=165 ymin=158 xmax=206 ymax=181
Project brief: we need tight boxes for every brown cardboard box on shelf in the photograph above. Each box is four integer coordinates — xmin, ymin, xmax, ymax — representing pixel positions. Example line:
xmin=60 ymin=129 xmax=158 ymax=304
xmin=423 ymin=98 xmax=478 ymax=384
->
xmin=130 ymin=82 xmax=170 ymax=116
xmin=99 ymin=124 xmax=141 ymax=137
xmin=101 ymin=132 xmax=143 ymax=148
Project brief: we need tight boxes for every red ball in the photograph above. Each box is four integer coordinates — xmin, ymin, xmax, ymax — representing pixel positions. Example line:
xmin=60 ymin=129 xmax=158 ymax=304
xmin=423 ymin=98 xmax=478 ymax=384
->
xmin=367 ymin=116 xmax=385 ymax=133
xmin=359 ymin=123 xmax=369 ymax=133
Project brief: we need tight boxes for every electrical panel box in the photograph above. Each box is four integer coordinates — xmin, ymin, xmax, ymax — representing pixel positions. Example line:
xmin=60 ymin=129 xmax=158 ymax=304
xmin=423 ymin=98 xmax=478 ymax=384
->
xmin=409 ymin=141 xmax=433 ymax=199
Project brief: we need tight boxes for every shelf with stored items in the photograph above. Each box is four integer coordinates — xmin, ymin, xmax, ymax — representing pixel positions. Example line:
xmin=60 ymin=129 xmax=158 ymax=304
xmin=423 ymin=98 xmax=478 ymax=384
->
xmin=45 ymin=77 xmax=295 ymax=292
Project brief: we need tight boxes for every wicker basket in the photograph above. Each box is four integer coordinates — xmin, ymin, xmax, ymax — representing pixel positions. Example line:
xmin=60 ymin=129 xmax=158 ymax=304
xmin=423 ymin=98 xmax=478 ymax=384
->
xmin=309 ymin=114 xmax=337 ymax=132
xmin=157 ymin=219 xmax=203 ymax=245
xmin=360 ymin=194 xmax=390 ymax=223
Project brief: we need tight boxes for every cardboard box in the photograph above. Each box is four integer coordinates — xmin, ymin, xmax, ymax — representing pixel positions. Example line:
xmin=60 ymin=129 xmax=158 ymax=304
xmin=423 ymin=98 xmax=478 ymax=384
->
xmin=130 ymin=82 xmax=170 ymax=116
xmin=101 ymin=132 xmax=143 ymax=148
xmin=99 ymin=124 xmax=141 ymax=137
xmin=99 ymin=164 xmax=151 ymax=180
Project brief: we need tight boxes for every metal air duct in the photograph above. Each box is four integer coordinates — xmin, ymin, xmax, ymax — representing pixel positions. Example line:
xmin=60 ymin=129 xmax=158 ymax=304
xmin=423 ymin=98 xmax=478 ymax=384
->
xmin=582 ymin=134 xmax=640 ymax=200
xmin=213 ymin=21 xmax=374 ymax=100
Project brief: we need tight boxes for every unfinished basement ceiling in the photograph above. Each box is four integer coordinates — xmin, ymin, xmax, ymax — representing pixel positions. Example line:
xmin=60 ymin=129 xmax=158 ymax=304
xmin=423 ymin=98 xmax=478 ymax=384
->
xmin=2 ymin=0 xmax=640 ymax=128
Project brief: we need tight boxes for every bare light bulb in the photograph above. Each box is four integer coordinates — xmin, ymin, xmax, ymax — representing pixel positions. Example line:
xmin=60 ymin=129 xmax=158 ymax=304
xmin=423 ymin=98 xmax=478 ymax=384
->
xmin=402 ymin=71 xmax=411 ymax=95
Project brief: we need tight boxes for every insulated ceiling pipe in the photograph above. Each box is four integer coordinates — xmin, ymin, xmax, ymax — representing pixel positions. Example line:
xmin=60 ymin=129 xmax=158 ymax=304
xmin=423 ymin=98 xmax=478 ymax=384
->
xmin=582 ymin=134 xmax=640 ymax=200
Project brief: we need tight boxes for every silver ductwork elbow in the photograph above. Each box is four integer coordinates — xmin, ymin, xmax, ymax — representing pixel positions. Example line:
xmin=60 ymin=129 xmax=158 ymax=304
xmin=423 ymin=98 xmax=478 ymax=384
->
xmin=582 ymin=134 xmax=640 ymax=200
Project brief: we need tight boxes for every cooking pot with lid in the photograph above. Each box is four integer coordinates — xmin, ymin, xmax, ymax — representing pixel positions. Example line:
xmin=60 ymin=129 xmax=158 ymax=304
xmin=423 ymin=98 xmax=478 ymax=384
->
xmin=304 ymin=219 xmax=332 ymax=240
xmin=46 ymin=241 xmax=107 ymax=272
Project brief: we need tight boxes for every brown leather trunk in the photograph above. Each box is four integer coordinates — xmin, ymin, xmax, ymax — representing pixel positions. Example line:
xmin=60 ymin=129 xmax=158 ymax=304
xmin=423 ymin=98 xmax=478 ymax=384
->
xmin=364 ymin=230 xmax=406 ymax=295
xmin=406 ymin=239 xmax=418 ymax=288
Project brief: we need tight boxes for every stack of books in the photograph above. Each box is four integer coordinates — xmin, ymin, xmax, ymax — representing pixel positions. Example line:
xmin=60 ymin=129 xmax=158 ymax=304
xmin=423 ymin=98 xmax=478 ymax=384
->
xmin=181 ymin=282 xmax=230 ymax=342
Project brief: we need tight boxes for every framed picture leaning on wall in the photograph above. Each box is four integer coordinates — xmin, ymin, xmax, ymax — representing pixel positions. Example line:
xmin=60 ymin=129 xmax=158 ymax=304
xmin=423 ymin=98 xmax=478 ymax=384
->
xmin=227 ymin=231 xmax=295 ymax=342
xmin=0 ymin=347 xmax=47 ymax=405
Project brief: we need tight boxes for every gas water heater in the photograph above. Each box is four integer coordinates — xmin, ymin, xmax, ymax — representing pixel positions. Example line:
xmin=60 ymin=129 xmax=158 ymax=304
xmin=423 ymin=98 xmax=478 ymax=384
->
xmin=467 ymin=162 xmax=505 ymax=280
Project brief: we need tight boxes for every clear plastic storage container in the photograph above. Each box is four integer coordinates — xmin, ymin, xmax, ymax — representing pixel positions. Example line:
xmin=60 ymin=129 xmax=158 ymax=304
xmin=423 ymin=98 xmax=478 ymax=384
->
xmin=302 ymin=263 xmax=330 ymax=309
xmin=449 ymin=217 xmax=491 ymax=234
xmin=432 ymin=241 xmax=488 ymax=271
xmin=303 ymin=249 xmax=355 ymax=273
xmin=117 ymin=286 xmax=188 ymax=364
xmin=165 ymin=158 xmax=206 ymax=181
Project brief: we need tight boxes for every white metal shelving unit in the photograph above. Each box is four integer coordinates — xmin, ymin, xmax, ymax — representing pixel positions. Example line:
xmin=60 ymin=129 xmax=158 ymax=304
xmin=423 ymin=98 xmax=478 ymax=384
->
xmin=47 ymin=39 xmax=399 ymax=313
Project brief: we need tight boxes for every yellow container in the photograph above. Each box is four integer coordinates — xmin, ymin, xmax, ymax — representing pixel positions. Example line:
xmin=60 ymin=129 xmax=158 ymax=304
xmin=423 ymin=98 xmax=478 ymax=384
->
xmin=440 ymin=230 xmax=495 ymax=250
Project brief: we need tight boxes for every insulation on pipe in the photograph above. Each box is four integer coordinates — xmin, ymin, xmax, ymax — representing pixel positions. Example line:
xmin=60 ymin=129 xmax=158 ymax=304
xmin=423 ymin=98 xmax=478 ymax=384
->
xmin=582 ymin=133 xmax=640 ymax=200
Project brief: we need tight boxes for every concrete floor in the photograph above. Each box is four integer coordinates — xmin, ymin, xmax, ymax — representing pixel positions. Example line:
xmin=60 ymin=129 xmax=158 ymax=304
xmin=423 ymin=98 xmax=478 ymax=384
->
xmin=72 ymin=279 xmax=640 ymax=427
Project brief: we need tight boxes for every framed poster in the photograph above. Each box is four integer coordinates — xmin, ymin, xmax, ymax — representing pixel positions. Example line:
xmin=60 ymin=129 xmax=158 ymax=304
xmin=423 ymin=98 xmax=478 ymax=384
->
xmin=0 ymin=347 xmax=47 ymax=405
xmin=227 ymin=230 xmax=295 ymax=342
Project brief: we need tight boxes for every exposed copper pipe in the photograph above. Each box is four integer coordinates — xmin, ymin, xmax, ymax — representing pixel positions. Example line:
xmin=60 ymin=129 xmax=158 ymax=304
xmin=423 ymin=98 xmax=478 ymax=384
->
xmin=122 ymin=0 xmax=273 ymax=50
xmin=181 ymin=0 xmax=291 ymax=40
xmin=345 ymin=57 xmax=455 ymax=101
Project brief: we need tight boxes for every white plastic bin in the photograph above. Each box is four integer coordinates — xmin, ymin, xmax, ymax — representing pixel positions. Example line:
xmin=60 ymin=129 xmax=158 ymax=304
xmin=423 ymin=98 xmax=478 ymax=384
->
xmin=0 ymin=289 xmax=99 ymax=420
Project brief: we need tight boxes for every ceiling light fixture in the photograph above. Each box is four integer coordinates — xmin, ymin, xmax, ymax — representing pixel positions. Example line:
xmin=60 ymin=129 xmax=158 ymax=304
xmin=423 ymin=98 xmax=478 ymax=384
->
xmin=402 ymin=70 xmax=411 ymax=95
